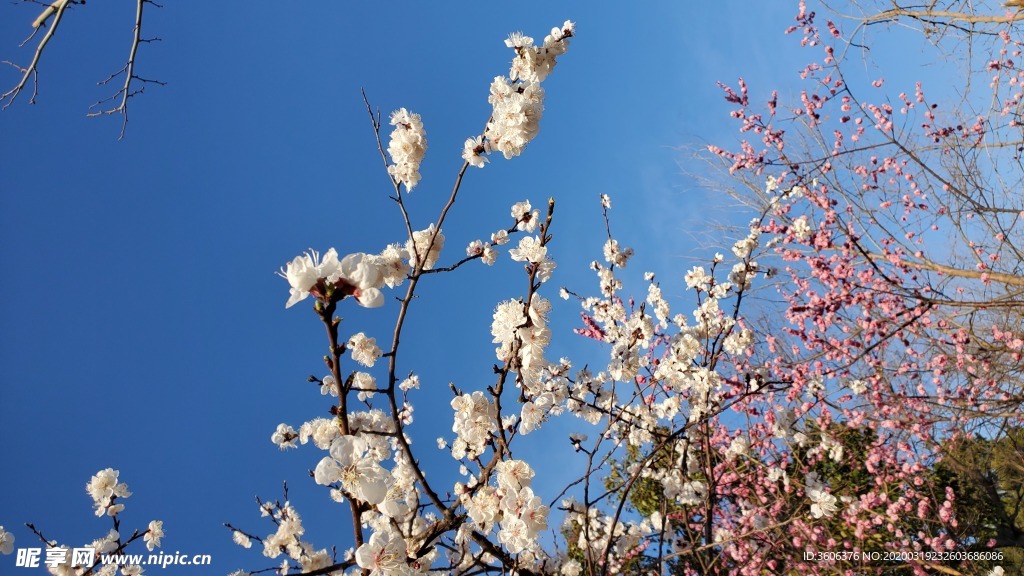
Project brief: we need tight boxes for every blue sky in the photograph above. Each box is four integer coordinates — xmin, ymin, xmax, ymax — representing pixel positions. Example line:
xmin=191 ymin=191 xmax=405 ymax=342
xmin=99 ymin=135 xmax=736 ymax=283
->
xmin=0 ymin=2 xmax=821 ymax=573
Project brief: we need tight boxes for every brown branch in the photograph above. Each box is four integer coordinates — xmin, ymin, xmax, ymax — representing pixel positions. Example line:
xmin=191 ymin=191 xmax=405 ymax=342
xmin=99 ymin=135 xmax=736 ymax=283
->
xmin=867 ymin=252 xmax=1024 ymax=287
xmin=293 ymin=559 xmax=356 ymax=576
xmin=865 ymin=7 xmax=1024 ymax=24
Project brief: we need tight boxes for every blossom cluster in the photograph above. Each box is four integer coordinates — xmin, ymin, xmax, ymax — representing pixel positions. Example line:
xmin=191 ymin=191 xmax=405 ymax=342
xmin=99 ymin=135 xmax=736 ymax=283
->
xmin=278 ymin=225 xmax=453 ymax=309
xmin=455 ymin=460 xmax=549 ymax=557
xmin=253 ymin=500 xmax=336 ymax=574
xmin=20 ymin=470 xmax=165 ymax=576
xmin=278 ymin=248 xmax=386 ymax=309
xmin=386 ymin=108 xmax=427 ymax=191
xmin=462 ymin=21 xmax=575 ymax=166
xmin=86 ymin=468 xmax=132 ymax=517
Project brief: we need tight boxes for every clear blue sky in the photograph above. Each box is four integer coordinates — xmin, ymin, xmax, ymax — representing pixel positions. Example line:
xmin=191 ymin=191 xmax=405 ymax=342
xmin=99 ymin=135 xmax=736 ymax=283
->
xmin=1 ymin=2 xmax=817 ymax=573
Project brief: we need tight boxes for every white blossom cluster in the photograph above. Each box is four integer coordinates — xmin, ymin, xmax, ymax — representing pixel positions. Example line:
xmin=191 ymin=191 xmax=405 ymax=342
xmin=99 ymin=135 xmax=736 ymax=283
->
xmin=25 ymin=471 xmax=165 ymax=576
xmin=278 ymin=248 xmax=385 ymax=309
xmin=803 ymin=430 xmax=845 ymax=465
xmin=386 ymin=108 xmax=427 ymax=191
xmin=279 ymin=231 xmax=451 ymax=309
xmin=405 ymin=225 xmax=444 ymax=271
xmin=490 ymin=295 xmax=555 ymax=391
xmin=255 ymin=407 xmax=434 ymax=574
xmin=348 ymin=332 xmax=382 ymax=368
xmin=462 ymin=21 xmax=575 ymax=166
xmin=556 ymin=196 xmax=773 ymax=461
xmin=805 ymin=471 xmax=839 ymax=519
xmin=560 ymin=497 xmax=653 ymax=573
xmin=86 ymin=468 xmax=132 ymax=517
xmin=313 ymin=435 xmax=388 ymax=505
xmin=256 ymin=501 xmax=335 ymax=574
xmin=450 ymin=391 xmax=498 ymax=460
xmin=453 ymin=460 xmax=549 ymax=559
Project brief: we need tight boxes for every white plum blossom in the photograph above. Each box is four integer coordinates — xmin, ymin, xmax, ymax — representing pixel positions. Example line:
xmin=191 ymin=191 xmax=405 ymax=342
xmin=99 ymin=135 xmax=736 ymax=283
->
xmin=386 ymin=108 xmax=427 ymax=191
xmin=498 ymin=516 xmax=530 ymax=553
xmin=271 ymin=424 xmax=299 ymax=450
xmin=732 ymin=230 xmax=759 ymax=259
xmin=491 ymin=229 xmax=510 ymax=245
xmin=90 ymin=530 xmax=120 ymax=556
xmin=463 ymin=485 xmax=500 ymax=530
xmin=509 ymin=235 xmax=546 ymax=263
xmin=772 ymin=408 xmax=797 ymax=439
xmin=561 ymin=559 xmax=583 ymax=576
xmin=473 ymin=20 xmax=573 ymax=162
xmin=791 ymin=216 xmax=812 ymax=241
xmin=260 ymin=502 xmax=305 ymax=560
xmin=144 ymin=521 xmax=163 ymax=551
xmin=495 ymin=459 xmax=535 ymax=492
xmin=406 ymin=225 xmax=444 ymax=270
xmin=450 ymin=391 xmax=497 ymax=459
xmin=353 ymin=372 xmax=376 ymax=401
xmin=723 ymin=328 xmax=753 ymax=356
xmin=818 ymin=432 xmax=845 ymax=463
xmin=313 ymin=435 xmax=388 ymax=505
xmin=805 ymin=472 xmax=838 ymax=519
xmin=398 ymin=374 xmax=420 ymax=392
xmin=348 ymin=333 xmax=382 ymax=368
xmin=725 ymin=436 xmax=750 ymax=460
xmin=520 ymin=401 xmax=544 ymax=434
xmin=377 ymin=480 xmax=412 ymax=520
xmin=491 ymin=300 xmax=527 ymax=350
xmin=730 ymin=261 xmax=758 ymax=290
xmin=0 ymin=526 xmax=13 ymax=555
xmin=509 ymin=21 xmax=574 ymax=82
xmin=511 ymin=200 xmax=539 ymax=232
xmin=462 ymin=136 xmax=488 ymax=168
xmin=319 ymin=374 xmax=339 ymax=397
xmin=278 ymin=249 xmax=385 ymax=309
xmin=279 ymin=250 xmax=326 ymax=308
xmin=485 ymin=77 xmax=544 ymax=160
xmin=87 ymin=468 xmax=131 ymax=517
xmin=233 ymin=531 xmax=253 ymax=549
xmin=466 ymin=239 xmax=497 ymax=265
xmin=768 ymin=466 xmax=790 ymax=488
xmin=684 ymin=266 xmax=711 ymax=290
xmin=647 ymin=281 xmax=671 ymax=326
xmin=298 ymin=417 xmax=341 ymax=450
xmin=355 ymin=528 xmax=408 ymax=576
xmin=603 ymin=239 xmax=633 ymax=268
xmin=376 ymin=244 xmax=410 ymax=289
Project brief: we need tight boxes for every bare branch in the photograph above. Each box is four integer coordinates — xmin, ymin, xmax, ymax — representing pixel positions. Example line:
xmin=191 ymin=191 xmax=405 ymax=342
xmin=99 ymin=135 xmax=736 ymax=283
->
xmin=865 ymin=7 xmax=1024 ymax=24
xmin=1 ymin=0 xmax=73 ymax=108
xmin=87 ymin=0 xmax=164 ymax=139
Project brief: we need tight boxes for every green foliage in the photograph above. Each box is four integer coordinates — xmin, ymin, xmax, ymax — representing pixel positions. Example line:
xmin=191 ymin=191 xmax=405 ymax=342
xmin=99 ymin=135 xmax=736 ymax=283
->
xmin=934 ymin=428 xmax=1024 ymax=575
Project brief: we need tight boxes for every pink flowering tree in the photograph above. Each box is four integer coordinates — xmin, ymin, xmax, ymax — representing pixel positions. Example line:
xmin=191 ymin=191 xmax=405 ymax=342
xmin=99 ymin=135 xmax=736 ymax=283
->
xmin=698 ymin=0 xmax=1024 ymax=574
xmin=3 ymin=3 xmax=1023 ymax=576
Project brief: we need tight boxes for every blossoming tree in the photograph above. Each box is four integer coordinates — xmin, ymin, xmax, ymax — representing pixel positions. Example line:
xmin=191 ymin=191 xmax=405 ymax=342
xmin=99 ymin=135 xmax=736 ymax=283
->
xmin=2 ymin=2 xmax=1023 ymax=576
